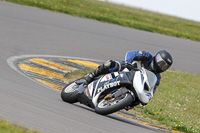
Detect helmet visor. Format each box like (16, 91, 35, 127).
(155, 54, 170, 71)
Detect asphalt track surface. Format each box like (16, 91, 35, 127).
(0, 1, 200, 133)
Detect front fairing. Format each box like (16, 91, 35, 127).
(133, 68, 157, 104)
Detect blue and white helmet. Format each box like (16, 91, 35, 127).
(150, 50, 173, 73)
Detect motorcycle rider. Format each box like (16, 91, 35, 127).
(84, 50, 173, 95)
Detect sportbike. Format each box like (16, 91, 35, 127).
(61, 63, 157, 115)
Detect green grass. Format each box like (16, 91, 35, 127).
(2, 0, 200, 42)
(64, 69, 91, 83)
(0, 119, 38, 133)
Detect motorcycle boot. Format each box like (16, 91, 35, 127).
(84, 60, 117, 85)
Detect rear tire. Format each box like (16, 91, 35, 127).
(95, 93, 133, 115)
(61, 81, 79, 103)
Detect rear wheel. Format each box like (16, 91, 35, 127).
(95, 87, 133, 115)
(61, 81, 79, 103)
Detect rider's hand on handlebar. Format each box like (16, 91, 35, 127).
(125, 62, 135, 70)
(125, 62, 141, 71)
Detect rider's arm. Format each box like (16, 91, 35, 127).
(125, 51, 153, 63)
(153, 73, 161, 94)
(110, 51, 153, 72)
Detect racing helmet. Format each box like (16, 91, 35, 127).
(149, 50, 173, 73)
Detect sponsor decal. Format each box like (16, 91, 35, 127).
(97, 81, 120, 93)
(85, 87, 90, 97)
(88, 82, 93, 96)
(100, 74, 112, 82)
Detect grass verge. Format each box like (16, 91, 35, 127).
(2, 0, 200, 42)
(0, 119, 38, 133)
(64, 69, 90, 83)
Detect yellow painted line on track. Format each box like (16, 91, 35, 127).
(116, 113, 180, 133)
(35, 78, 63, 91)
(28, 58, 73, 72)
(171, 131, 181, 133)
(61, 59, 99, 69)
(19, 64, 66, 81)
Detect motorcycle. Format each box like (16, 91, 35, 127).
(61, 63, 157, 115)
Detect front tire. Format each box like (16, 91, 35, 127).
(61, 81, 79, 103)
(95, 92, 133, 115)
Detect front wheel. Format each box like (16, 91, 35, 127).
(61, 81, 79, 103)
(95, 91, 133, 115)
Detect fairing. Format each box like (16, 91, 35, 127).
(133, 68, 157, 104)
